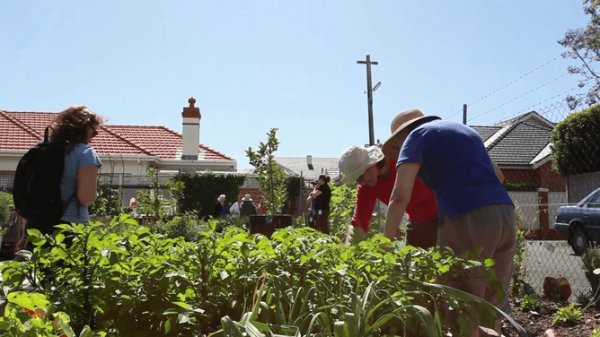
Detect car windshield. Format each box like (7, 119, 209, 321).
(579, 188, 600, 208)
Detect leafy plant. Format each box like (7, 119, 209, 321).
(154, 212, 203, 241)
(328, 183, 357, 238)
(551, 104, 600, 175)
(246, 128, 288, 214)
(582, 248, 600, 271)
(591, 327, 600, 337)
(0, 191, 14, 224)
(0, 291, 101, 337)
(0, 216, 528, 336)
(518, 294, 540, 312)
(511, 229, 529, 297)
(89, 178, 122, 217)
(553, 302, 581, 326)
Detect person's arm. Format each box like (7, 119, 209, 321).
(77, 166, 98, 207)
(384, 163, 420, 240)
(350, 186, 377, 230)
(307, 190, 322, 202)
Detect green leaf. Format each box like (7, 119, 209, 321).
(171, 301, 192, 310)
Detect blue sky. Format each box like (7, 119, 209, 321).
(0, 1, 589, 169)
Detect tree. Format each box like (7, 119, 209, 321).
(245, 128, 287, 214)
(559, 0, 600, 109)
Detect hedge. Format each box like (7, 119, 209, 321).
(551, 104, 600, 175)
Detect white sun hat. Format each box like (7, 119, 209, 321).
(338, 145, 384, 184)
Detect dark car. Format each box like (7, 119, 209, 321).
(554, 187, 600, 255)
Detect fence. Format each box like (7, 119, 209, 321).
(473, 96, 599, 298)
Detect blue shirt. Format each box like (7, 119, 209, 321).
(397, 120, 512, 219)
(60, 143, 102, 224)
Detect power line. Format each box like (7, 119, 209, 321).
(467, 73, 569, 123)
(468, 56, 560, 107)
(449, 55, 562, 118)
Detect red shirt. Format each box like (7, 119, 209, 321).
(350, 158, 438, 232)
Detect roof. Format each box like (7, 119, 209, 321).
(274, 156, 340, 181)
(470, 125, 502, 143)
(0, 110, 231, 161)
(471, 111, 554, 167)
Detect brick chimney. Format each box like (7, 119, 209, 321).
(181, 97, 201, 160)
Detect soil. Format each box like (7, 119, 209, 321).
(501, 298, 600, 337)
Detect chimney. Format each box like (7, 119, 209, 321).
(181, 97, 201, 160)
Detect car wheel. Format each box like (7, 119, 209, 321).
(571, 229, 588, 256)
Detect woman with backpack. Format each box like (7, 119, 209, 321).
(51, 106, 103, 227)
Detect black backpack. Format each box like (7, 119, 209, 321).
(12, 127, 67, 231)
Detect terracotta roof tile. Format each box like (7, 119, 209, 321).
(0, 110, 232, 161)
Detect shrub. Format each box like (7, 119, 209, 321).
(551, 104, 600, 175)
(552, 302, 581, 326)
(0, 191, 13, 224)
(154, 212, 203, 241)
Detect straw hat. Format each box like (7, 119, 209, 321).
(338, 145, 384, 184)
(381, 109, 440, 159)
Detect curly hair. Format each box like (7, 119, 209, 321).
(51, 106, 103, 143)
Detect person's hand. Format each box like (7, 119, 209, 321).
(344, 225, 368, 245)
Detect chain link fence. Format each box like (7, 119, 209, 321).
(488, 97, 600, 298)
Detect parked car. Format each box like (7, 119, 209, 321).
(554, 187, 600, 255)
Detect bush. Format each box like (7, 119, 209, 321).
(154, 212, 203, 241)
(552, 104, 600, 175)
(0, 191, 13, 224)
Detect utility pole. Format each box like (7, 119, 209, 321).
(463, 104, 468, 125)
(357, 55, 378, 146)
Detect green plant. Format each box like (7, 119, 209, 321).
(503, 181, 537, 191)
(511, 229, 529, 297)
(0, 191, 14, 224)
(0, 216, 528, 336)
(0, 291, 101, 337)
(552, 302, 582, 326)
(582, 248, 600, 271)
(518, 294, 540, 312)
(154, 212, 202, 241)
(89, 178, 122, 217)
(551, 104, 600, 175)
(591, 327, 600, 337)
(328, 183, 357, 238)
(246, 128, 288, 214)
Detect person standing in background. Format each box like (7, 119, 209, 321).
(213, 194, 229, 218)
(306, 175, 331, 234)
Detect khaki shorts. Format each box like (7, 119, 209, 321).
(438, 204, 516, 313)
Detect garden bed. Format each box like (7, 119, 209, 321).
(502, 298, 600, 337)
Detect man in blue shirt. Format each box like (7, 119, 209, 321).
(382, 109, 515, 336)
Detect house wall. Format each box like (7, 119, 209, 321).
(501, 161, 565, 192)
(536, 161, 566, 192)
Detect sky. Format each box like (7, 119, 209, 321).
(0, 1, 590, 170)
